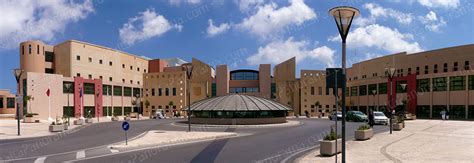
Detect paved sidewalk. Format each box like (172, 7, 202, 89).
(0, 116, 150, 140)
(297, 120, 474, 163)
(110, 130, 237, 151)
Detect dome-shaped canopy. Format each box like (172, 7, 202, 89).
(190, 94, 291, 111)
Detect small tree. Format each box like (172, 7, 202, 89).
(23, 95, 32, 113)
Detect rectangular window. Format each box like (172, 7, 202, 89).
(351, 86, 358, 96)
(432, 77, 447, 91)
(76, 55, 80, 61)
(84, 83, 95, 94)
(113, 107, 123, 116)
(45, 52, 54, 62)
(325, 87, 330, 95)
(113, 86, 122, 96)
(0, 98, 3, 108)
(88, 57, 92, 62)
(45, 68, 54, 74)
(151, 88, 155, 96)
(345, 87, 349, 96)
(124, 87, 132, 96)
(37, 45, 39, 54)
(102, 85, 112, 95)
(450, 76, 465, 91)
(99, 60, 103, 64)
(158, 88, 162, 96)
(443, 63, 448, 72)
(172, 88, 177, 96)
(416, 67, 420, 75)
(28, 45, 31, 54)
(21, 45, 24, 55)
(465, 61, 470, 70)
(453, 62, 458, 71)
(359, 85, 367, 96)
(133, 88, 140, 97)
(63, 81, 74, 93)
(368, 84, 377, 95)
(379, 83, 387, 94)
(434, 64, 438, 73)
(318, 87, 322, 95)
(310, 87, 315, 95)
(408, 68, 411, 75)
(396, 81, 407, 93)
(424, 65, 429, 74)
(109, 61, 113, 66)
(165, 88, 170, 96)
(469, 75, 474, 90)
(7, 98, 15, 108)
(417, 79, 430, 92)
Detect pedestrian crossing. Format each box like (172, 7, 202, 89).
(25, 147, 115, 163)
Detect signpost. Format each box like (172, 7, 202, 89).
(122, 121, 130, 145)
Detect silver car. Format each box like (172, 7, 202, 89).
(373, 111, 389, 125)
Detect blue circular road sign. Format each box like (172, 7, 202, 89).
(122, 121, 130, 131)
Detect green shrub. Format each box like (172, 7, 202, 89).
(323, 128, 341, 141)
(357, 124, 370, 131)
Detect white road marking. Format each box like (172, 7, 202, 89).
(76, 150, 85, 159)
(33, 157, 47, 163)
(110, 149, 119, 153)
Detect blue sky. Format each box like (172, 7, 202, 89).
(0, 0, 473, 92)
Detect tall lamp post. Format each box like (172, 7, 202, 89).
(184, 64, 193, 132)
(13, 69, 24, 136)
(385, 68, 396, 134)
(400, 83, 407, 126)
(65, 83, 72, 126)
(329, 6, 359, 163)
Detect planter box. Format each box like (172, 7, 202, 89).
(85, 118, 93, 123)
(124, 116, 131, 121)
(130, 112, 138, 118)
(320, 138, 342, 156)
(64, 124, 69, 130)
(112, 117, 119, 121)
(74, 119, 84, 125)
(23, 117, 39, 123)
(393, 123, 404, 131)
(49, 125, 64, 132)
(355, 129, 373, 140)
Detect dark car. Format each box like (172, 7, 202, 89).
(346, 111, 368, 122)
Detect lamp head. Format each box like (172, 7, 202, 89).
(400, 83, 407, 90)
(385, 68, 396, 78)
(329, 6, 360, 41)
(13, 69, 24, 82)
(183, 64, 193, 79)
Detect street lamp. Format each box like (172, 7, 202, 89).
(13, 68, 24, 136)
(385, 68, 396, 134)
(65, 83, 72, 126)
(400, 83, 407, 126)
(329, 6, 359, 163)
(184, 64, 193, 132)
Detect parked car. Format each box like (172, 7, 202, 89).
(329, 111, 342, 121)
(373, 111, 389, 125)
(346, 111, 368, 122)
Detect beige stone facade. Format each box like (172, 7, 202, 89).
(0, 90, 16, 115)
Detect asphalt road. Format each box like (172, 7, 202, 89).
(0, 118, 389, 163)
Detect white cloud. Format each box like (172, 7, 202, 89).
(168, 0, 202, 6)
(417, 0, 459, 9)
(419, 11, 446, 32)
(0, 0, 94, 49)
(247, 37, 335, 67)
(329, 24, 423, 54)
(119, 9, 182, 46)
(237, 0, 316, 39)
(236, 0, 265, 12)
(206, 19, 231, 37)
(354, 3, 413, 27)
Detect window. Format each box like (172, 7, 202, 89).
(345, 87, 349, 96)
(165, 88, 169, 96)
(76, 55, 80, 61)
(122, 64, 125, 68)
(137, 68, 140, 72)
(21, 45, 24, 55)
(310, 87, 315, 95)
(76, 73, 81, 77)
(7, 98, 15, 108)
(325, 87, 329, 95)
(0, 98, 3, 108)
(465, 61, 470, 70)
(88, 74, 92, 79)
(351, 86, 357, 96)
(230, 71, 259, 80)
(88, 57, 92, 62)
(469, 75, 474, 90)
(424, 65, 428, 74)
(109, 77, 113, 82)
(113, 86, 122, 96)
(63, 81, 74, 93)
(450, 76, 465, 91)
(443, 63, 448, 72)
(453, 62, 458, 71)
(45, 52, 54, 62)
(122, 79, 125, 83)
(130, 66, 133, 70)
(368, 84, 377, 95)
(434, 64, 438, 73)
(28, 45, 31, 54)
(109, 61, 113, 66)
(359, 85, 367, 96)
(37, 45, 39, 54)
(396, 81, 407, 93)
(417, 79, 430, 92)
(124, 87, 132, 96)
(318, 87, 322, 95)
(151, 88, 155, 96)
(84, 83, 95, 94)
(99, 60, 103, 64)
(45, 68, 54, 74)
(416, 67, 420, 75)
(408, 68, 411, 74)
(379, 83, 387, 94)
(158, 88, 162, 96)
(144, 69, 147, 73)
(432, 77, 447, 91)
(102, 85, 112, 95)
(99, 76, 102, 80)
(133, 88, 140, 97)
(130, 80, 133, 84)
(173, 88, 177, 96)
